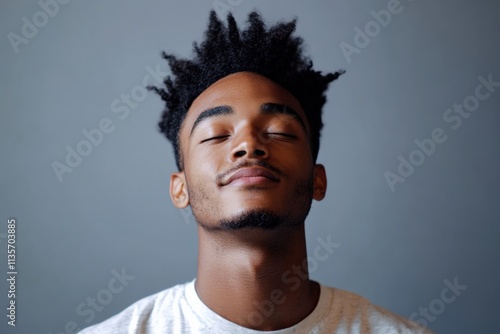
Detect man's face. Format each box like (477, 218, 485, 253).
(171, 72, 326, 231)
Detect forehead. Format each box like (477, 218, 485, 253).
(181, 72, 306, 132)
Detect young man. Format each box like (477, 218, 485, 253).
(79, 11, 431, 333)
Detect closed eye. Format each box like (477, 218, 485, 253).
(200, 134, 230, 143)
(266, 133, 298, 139)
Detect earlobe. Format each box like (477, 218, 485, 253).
(312, 164, 327, 201)
(170, 172, 189, 208)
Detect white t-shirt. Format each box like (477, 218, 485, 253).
(78, 280, 432, 334)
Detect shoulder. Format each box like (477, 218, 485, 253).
(320, 285, 434, 334)
(77, 280, 191, 334)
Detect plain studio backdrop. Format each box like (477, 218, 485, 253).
(1, 0, 499, 333)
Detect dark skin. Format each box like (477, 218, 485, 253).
(169, 72, 328, 330)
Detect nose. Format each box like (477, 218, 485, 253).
(230, 129, 269, 161)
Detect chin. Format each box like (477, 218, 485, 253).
(224, 193, 284, 209)
(220, 209, 284, 230)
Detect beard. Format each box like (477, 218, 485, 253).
(191, 173, 314, 233)
(200, 209, 294, 232)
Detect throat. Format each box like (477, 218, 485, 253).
(195, 225, 320, 330)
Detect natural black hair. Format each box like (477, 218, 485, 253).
(148, 11, 344, 170)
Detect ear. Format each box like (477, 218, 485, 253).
(312, 164, 327, 201)
(170, 171, 189, 208)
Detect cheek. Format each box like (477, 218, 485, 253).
(190, 141, 229, 168)
(184, 148, 221, 187)
(276, 143, 312, 168)
(286, 157, 315, 186)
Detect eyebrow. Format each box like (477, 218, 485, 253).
(261, 103, 307, 133)
(189, 103, 308, 137)
(189, 106, 233, 137)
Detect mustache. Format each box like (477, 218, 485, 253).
(216, 160, 287, 185)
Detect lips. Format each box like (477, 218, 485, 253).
(223, 167, 279, 186)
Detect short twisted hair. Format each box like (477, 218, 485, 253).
(149, 11, 344, 170)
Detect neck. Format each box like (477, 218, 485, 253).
(195, 224, 320, 331)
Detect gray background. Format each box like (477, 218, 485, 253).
(1, 0, 499, 333)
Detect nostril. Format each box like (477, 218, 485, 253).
(254, 149, 266, 156)
(234, 150, 246, 157)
